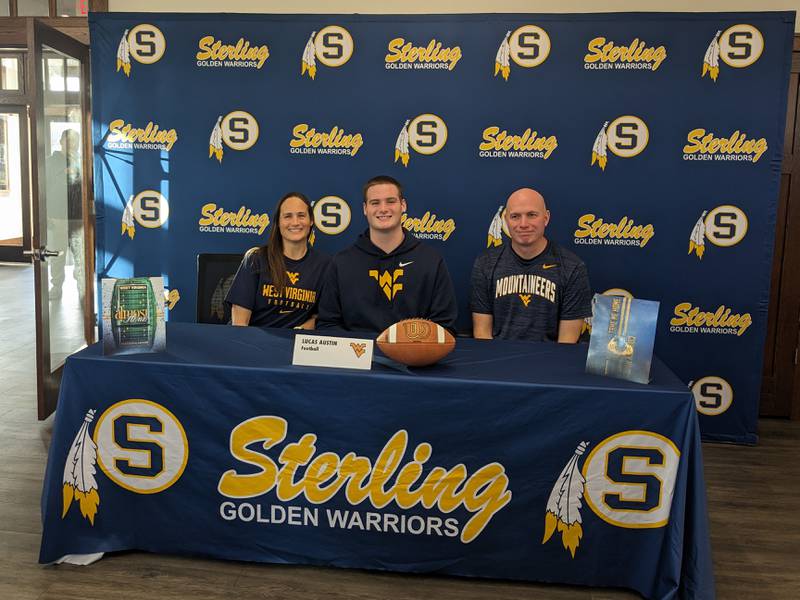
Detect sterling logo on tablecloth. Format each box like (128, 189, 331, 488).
(217, 416, 513, 543)
(542, 431, 680, 558)
(61, 400, 189, 526)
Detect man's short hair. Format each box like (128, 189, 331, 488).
(363, 175, 403, 203)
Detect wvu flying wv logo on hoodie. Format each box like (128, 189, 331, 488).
(316, 231, 458, 333)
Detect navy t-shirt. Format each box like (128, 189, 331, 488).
(225, 247, 331, 328)
(470, 240, 592, 341)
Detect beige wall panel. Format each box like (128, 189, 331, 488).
(108, 1, 800, 31)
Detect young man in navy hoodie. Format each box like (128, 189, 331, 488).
(316, 175, 458, 333)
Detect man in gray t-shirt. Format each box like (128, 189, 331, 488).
(470, 188, 591, 342)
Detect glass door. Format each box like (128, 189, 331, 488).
(30, 19, 92, 419)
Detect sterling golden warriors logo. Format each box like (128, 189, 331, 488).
(385, 38, 462, 71)
(121, 190, 169, 239)
(196, 35, 270, 69)
(702, 25, 764, 82)
(61, 400, 189, 526)
(301, 26, 354, 79)
(313, 196, 351, 236)
(289, 124, 364, 157)
(478, 126, 558, 160)
(584, 37, 667, 71)
(116, 24, 166, 77)
(198, 203, 270, 235)
(574, 214, 654, 248)
(218, 417, 512, 543)
(688, 205, 748, 259)
(542, 431, 680, 558)
(394, 114, 448, 166)
(402, 212, 456, 241)
(370, 268, 404, 300)
(208, 111, 259, 163)
(691, 376, 734, 416)
(591, 116, 649, 170)
(105, 119, 177, 152)
(494, 25, 551, 80)
(670, 303, 752, 336)
(683, 129, 768, 163)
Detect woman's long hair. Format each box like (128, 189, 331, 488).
(259, 192, 313, 294)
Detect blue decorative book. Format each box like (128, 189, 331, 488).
(586, 293, 659, 384)
(102, 277, 166, 355)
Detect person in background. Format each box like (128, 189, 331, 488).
(225, 192, 330, 329)
(470, 187, 591, 342)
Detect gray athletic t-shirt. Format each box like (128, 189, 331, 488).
(470, 241, 592, 341)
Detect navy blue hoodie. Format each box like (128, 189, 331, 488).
(317, 230, 458, 333)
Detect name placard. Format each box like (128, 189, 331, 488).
(292, 334, 374, 370)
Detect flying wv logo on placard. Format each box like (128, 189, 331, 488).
(62, 409, 100, 525)
(702, 25, 763, 82)
(542, 441, 589, 558)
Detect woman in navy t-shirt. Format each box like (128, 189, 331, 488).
(225, 192, 331, 329)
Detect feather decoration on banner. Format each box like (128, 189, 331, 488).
(302, 31, 317, 80)
(702, 31, 721, 82)
(209, 116, 224, 162)
(62, 409, 100, 525)
(487, 206, 504, 248)
(121, 195, 135, 239)
(542, 441, 589, 558)
(116, 29, 131, 77)
(494, 31, 511, 80)
(394, 119, 410, 166)
(689, 210, 708, 259)
(165, 289, 180, 310)
(591, 122, 609, 171)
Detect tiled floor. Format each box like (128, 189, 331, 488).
(1, 263, 798, 599)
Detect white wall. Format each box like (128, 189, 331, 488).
(109, 1, 800, 31)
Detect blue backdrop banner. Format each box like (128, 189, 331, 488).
(89, 12, 794, 444)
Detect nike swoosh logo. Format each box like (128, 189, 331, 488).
(399, 261, 414, 268)
(542, 264, 558, 269)
(279, 309, 294, 314)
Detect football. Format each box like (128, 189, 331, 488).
(376, 318, 456, 367)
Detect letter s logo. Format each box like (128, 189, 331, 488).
(127, 24, 166, 64)
(314, 26, 354, 67)
(221, 111, 259, 151)
(408, 114, 448, 155)
(606, 115, 649, 158)
(720, 24, 763, 68)
(94, 399, 188, 494)
(509, 25, 551, 68)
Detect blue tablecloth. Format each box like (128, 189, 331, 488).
(41, 323, 714, 600)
